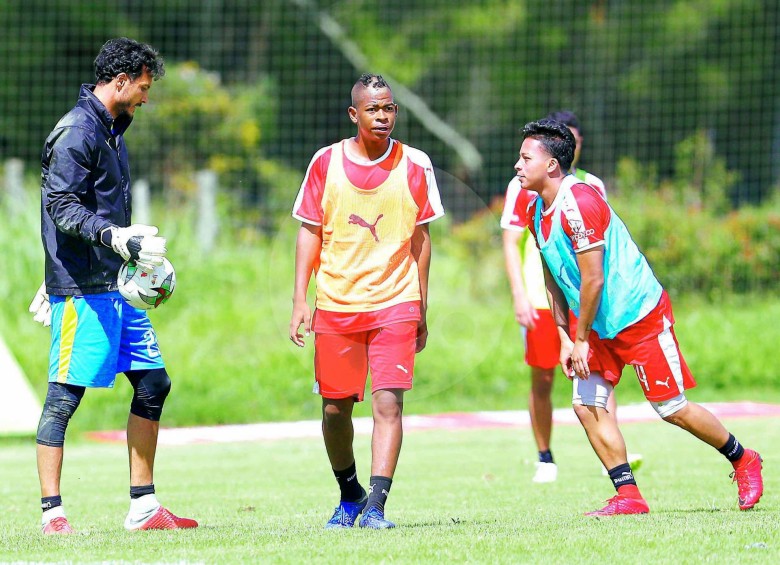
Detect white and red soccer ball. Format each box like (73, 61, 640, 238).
(117, 258, 176, 310)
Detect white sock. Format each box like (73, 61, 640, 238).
(124, 493, 162, 530)
(128, 493, 161, 519)
(42, 505, 66, 526)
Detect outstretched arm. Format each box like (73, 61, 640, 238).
(411, 223, 431, 352)
(502, 229, 538, 330)
(289, 223, 322, 347)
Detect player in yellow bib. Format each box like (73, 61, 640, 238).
(290, 74, 444, 529)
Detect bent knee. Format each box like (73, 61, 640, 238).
(373, 402, 403, 422)
(37, 383, 85, 447)
(571, 373, 612, 410)
(654, 394, 689, 421)
(571, 403, 592, 418)
(322, 399, 354, 424)
(129, 368, 171, 421)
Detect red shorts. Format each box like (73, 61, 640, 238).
(314, 321, 417, 401)
(586, 291, 697, 402)
(524, 310, 581, 370)
(524, 309, 560, 369)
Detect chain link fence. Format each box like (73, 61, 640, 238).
(1, 1, 778, 285)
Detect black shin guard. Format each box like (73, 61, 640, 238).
(36, 383, 85, 447)
(126, 368, 171, 421)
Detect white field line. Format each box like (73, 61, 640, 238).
(86, 401, 780, 446)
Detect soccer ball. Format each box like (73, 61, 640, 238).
(117, 258, 176, 310)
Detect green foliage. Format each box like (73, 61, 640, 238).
(672, 130, 739, 214)
(611, 134, 776, 296)
(1, 420, 778, 562)
(2, 181, 780, 431)
(0, 0, 133, 163)
(128, 62, 278, 198)
(2, 0, 778, 216)
(614, 191, 780, 296)
(438, 197, 505, 299)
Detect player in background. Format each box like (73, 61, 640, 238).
(289, 73, 444, 529)
(546, 111, 605, 196)
(501, 110, 639, 483)
(28, 38, 197, 534)
(515, 118, 763, 515)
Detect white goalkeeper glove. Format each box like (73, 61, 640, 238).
(29, 281, 51, 327)
(107, 224, 167, 272)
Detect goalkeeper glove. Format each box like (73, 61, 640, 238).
(29, 281, 51, 327)
(104, 224, 167, 272)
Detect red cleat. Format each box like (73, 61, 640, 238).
(42, 516, 74, 535)
(731, 449, 763, 510)
(129, 507, 198, 530)
(585, 494, 650, 517)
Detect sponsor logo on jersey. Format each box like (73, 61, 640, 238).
(567, 218, 595, 248)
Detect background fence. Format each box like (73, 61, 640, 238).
(1, 0, 778, 262)
(0, 1, 778, 431)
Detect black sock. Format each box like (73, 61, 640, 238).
(366, 476, 392, 513)
(539, 450, 554, 464)
(41, 495, 62, 512)
(333, 462, 364, 502)
(130, 484, 155, 499)
(718, 434, 745, 463)
(608, 463, 637, 491)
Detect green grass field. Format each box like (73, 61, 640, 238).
(1, 186, 779, 431)
(1, 416, 777, 563)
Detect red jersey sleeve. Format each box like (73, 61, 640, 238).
(291, 146, 332, 225)
(500, 177, 535, 231)
(526, 196, 541, 241)
(405, 145, 445, 224)
(561, 183, 610, 252)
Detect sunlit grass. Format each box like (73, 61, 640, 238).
(1, 417, 777, 563)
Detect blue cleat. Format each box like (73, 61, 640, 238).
(324, 490, 368, 529)
(358, 506, 396, 529)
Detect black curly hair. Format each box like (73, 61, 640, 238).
(357, 73, 389, 89)
(351, 73, 392, 106)
(94, 37, 165, 84)
(546, 110, 581, 135)
(522, 119, 576, 172)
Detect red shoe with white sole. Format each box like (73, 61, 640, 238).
(127, 507, 198, 531)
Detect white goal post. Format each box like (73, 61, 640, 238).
(0, 334, 41, 434)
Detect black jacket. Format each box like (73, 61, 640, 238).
(41, 84, 133, 295)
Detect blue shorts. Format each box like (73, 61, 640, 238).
(49, 292, 165, 388)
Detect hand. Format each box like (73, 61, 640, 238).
(29, 282, 51, 327)
(109, 224, 167, 272)
(415, 320, 428, 353)
(289, 299, 312, 347)
(559, 336, 575, 379)
(570, 339, 591, 379)
(513, 295, 538, 330)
